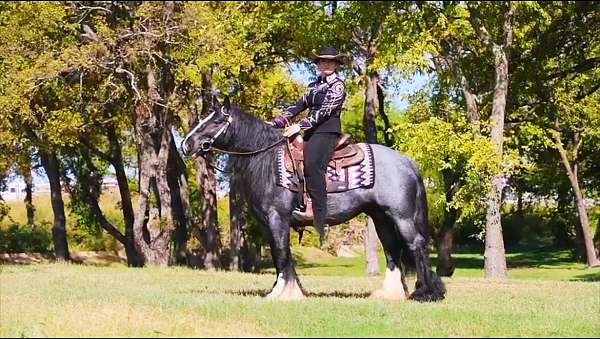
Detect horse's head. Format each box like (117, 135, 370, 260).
(181, 96, 233, 157)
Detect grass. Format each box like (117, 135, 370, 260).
(2, 194, 599, 336)
(1, 247, 599, 337)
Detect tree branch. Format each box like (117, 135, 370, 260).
(115, 67, 141, 101)
(503, 2, 515, 51)
(546, 57, 600, 80)
(80, 139, 114, 163)
(467, 4, 496, 52)
(80, 6, 112, 13)
(576, 81, 600, 100)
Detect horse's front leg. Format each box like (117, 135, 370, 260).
(265, 213, 305, 300)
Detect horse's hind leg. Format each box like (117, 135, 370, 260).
(389, 215, 446, 302)
(264, 214, 305, 300)
(368, 211, 409, 301)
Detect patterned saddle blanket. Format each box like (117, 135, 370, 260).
(276, 134, 375, 193)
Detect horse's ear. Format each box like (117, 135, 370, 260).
(223, 95, 231, 111)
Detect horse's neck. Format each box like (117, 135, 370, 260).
(229, 111, 281, 151)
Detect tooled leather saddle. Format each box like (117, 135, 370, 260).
(276, 133, 375, 216)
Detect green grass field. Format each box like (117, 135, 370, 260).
(1, 246, 599, 337)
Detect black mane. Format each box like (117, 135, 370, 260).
(223, 106, 284, 202)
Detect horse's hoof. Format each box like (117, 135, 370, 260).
(266, 281, 306, 301)
(370, 288, 407, 301)
(408, 289, 445, 302)
(265, 290, 306, 301)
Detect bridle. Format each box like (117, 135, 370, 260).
(183, 106, 285, 172)
(196, 106, 234, 154)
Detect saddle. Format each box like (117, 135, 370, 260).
(283, 133, 366, 192)
(277, 133, 375, 226)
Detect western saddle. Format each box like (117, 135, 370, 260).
(283, 133, 366, 224)
(284, 133, 365, 188)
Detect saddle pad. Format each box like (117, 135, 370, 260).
(276, 143, 375, 193)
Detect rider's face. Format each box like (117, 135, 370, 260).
(318, 59, 338, 76)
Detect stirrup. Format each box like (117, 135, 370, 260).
(292, 203, 313, 221)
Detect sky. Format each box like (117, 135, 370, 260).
(3, 65, 430, 189)
(288, 62, 430, 112)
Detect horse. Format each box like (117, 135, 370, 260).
(181, 96, 446, 302)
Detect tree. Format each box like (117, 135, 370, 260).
(0, 2, 87, 261)
(507, 1, 600, 266)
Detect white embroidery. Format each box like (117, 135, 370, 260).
(308, 80, 345, 125)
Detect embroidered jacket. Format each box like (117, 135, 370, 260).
(282, 73, 346, 134)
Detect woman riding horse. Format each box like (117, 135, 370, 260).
(180, 51, 446, 302)
(269, 46, 347, 241)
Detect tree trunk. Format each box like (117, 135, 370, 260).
(468, 3, 514, 279)
(228, 177, 260, 272)
(552, 132, 600, 267)
(364, 72, 379, 144)
(376, 84, 394, 147)
(363, 68, 380, 276)
(39, 150, 69, 261)
(484, 53, 510, 279)
(168, 137, 189, 265)
(594, 221, 600, 260)
(187, 70, 222, 270)
(132, 131, 174, 267)
(364, 217, 380, 276)
(107, 126, 142, 266)
(229, 180, 243, 271)
(437, 168, 459, 277)
(131, 64, 176, 267)
(460, 73, 480, 131)
(22, 160, 35, 227)
(484, 174, 508, 278)
(484, 50, 510, 277)
(230, 177, 261, 272)
(193, 155, 222, 269)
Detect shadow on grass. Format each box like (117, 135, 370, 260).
(505, 248, 575, 268)
(431, 255, 484, 270)
(0, 251, 125, 267)
(222, 288, 371, 299)
(570, 271, 600, 282)
(291, 251, 357, 270)
(432, 246, 582, 270)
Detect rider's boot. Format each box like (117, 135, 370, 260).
(292, 197, 313, 221)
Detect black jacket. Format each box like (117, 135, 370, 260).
(283, 73, 346, 134)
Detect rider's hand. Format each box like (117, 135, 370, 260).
(298, 118, 312, 130)
(283, 123, 302, 137)
(270, 115, 288, 128)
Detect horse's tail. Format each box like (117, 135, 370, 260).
(408, 172, 446, 302)
(394, 170, 430, 272)
(414, 173, 430, 241)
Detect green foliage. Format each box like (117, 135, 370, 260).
(0, 200, 9, 223)
(0, 0, 597, 262)
(0, 223, 52, 253)
(390, 108, 496, 225)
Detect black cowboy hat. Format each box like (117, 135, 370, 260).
(311, 46, 348, 64)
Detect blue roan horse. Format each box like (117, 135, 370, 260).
(182, 97, 445, 302)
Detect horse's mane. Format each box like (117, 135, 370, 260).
(225, 106, 283, 201)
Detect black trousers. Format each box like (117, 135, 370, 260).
(303, 132, 340, 231)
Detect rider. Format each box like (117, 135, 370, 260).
(270, 46, 347, 241)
